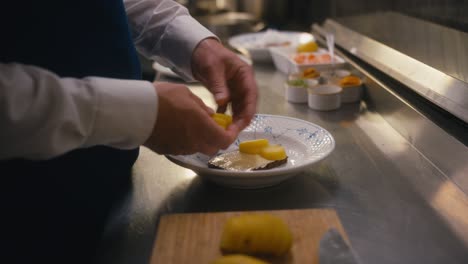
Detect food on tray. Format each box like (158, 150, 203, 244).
(293, 53, 306, 64)
(293, 53, 333, 65)
(296, 41, 318, 53)
(211, 254, 270, 264)
(286, 79, 307, 87)
(302, 67, 320, 79)
(220, 213, 293, 256)
(339, 75, 361, 87)
(208, 139, 288, 171)
(213, 113, 233, 129)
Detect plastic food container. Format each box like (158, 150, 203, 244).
(285, 79, 308, 103)
(270, 46, 346, 74)
(308, 85, 342, 111)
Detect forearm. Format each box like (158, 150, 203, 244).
(124, 0, 217, 80)
(0, 63, 157, 160)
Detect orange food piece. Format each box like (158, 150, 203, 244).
(302, 67, 320, 78)
(339, 75, 361, 87)
(307, 54, 316, 62)
(318, 54, 331, 63)
(293, 54, 306, 64)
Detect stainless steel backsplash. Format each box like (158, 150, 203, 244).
(260, 0, 467, 32)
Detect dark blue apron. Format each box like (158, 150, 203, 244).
(1, 1, 142, 262)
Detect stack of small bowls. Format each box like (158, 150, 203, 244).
(285, 68, 320, 103)
(307, 84, 342, 111)
(285, 67, 363, 111)
(337, 75, 363, 103)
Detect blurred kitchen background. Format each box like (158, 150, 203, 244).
(141, 0, 468, 80)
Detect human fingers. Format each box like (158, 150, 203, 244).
(229, 63, 258, 132)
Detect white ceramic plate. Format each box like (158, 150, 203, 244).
(166, 114, 335, 188)
(228, 30, 314, 62)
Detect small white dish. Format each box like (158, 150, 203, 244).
(339, 76, 363, 103)
(322, 69, 351, 84)
(308, 85, 342, 111)
(304, 78, 319, 88)
(335, 69, 351, 78)
(285, 80, 308, 103)
(341, 84, 363, 103)
(166, 114, 335, 189)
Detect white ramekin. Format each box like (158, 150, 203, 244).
(322, 69, 351, 84)
(285, 82, 308, 103)
(341, 78, 363, 103)
(308, 85, 342, 111)
(305, 78, 319, 88)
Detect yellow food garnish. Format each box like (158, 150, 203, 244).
(220, 214, 293, 256)
(302, 67, 320, 79)
(296, 41, 318, 53)
(238, 139, 269, 155)
(212, 113, 233, 129)
(339, 75, 361, 87)
(211, 254, 270, 264)
(260, 145, 287, 161)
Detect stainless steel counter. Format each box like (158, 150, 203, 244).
(97, 63, 468, 264)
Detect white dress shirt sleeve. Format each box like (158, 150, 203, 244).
(124, 0, 217, 80)
(0, 63, 157, 160)
(1, 0, 215, 160)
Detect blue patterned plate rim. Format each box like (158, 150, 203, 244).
(166, 114, 335, 178)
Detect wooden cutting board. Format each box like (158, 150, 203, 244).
(150, 209, 349, 264)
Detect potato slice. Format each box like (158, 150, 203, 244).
(211, 254, 270, 264)
(213, 113, 232, 125)
(260, 145, 287, 161)
(238, 139, 269, 155)
(212, 113, 232, 129)
(213, 116, 229, 129)
(220, 213, 293, 256)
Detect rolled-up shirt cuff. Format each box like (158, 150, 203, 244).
(84, 77, 157, 149)
(159, 15, 218, 81)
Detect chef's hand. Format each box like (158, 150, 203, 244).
(144, 82, 235, 155)
(191, 38, 258, 137)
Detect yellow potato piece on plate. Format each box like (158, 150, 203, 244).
(239, 139, 269, 155)
(260, 145, 287, 161)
